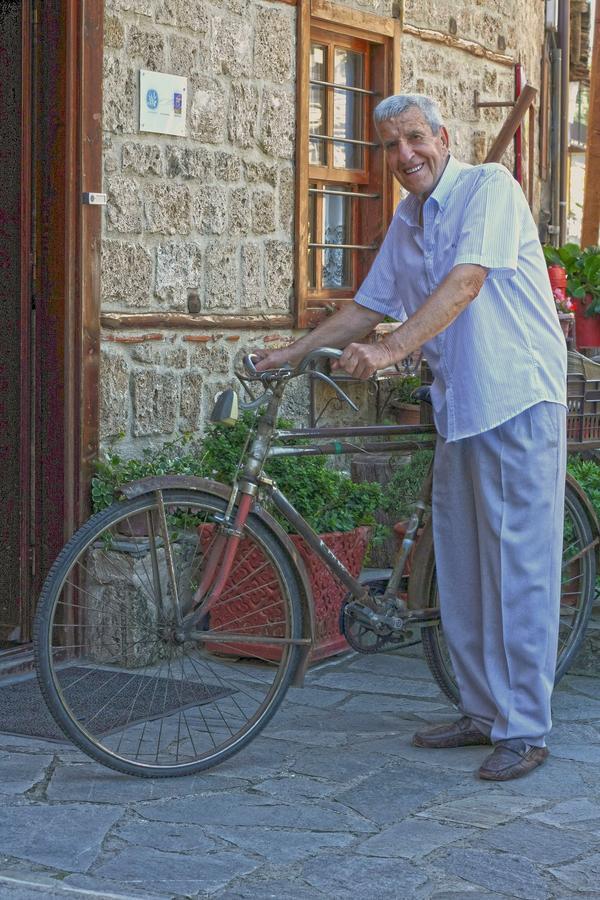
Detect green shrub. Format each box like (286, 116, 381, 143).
(567, 455, 600, 520)
(91, 416, 382, 535)
(381, 448, 434, 521)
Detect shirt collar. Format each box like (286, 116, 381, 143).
(396, 154, 468, 226)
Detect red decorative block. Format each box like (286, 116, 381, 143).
(201, 524, 371, 663)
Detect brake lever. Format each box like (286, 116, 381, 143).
(311, 370, 359, 412)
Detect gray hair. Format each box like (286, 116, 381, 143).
(373, 94, 444, 134)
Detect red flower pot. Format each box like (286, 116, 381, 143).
(572, 294, 600, 349)
(198, 524, 371, 663)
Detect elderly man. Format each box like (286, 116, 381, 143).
(256, 93, 567, 781)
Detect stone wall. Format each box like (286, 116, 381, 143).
(100, 0, 546, 454)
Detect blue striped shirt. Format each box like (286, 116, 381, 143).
(355, 155, 567, 441)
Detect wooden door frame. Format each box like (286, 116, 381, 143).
(25, 0, 102, 637)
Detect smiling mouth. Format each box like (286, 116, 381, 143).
(404, 163, 424, 175)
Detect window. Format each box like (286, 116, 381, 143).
(296, 0, 400, 327)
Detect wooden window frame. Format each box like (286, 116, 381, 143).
(295, 0, 400, 328)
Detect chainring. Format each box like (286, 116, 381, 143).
(340, 579, 420, 654)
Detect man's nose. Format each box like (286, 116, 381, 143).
(393, 141, 413, 164)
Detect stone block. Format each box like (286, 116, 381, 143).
(190, 85, 227, 143)
(229, 187, 251, 234)
(251, 189, 276, 234)
(106, 175, 143, 233)
(103, 55, 135, 134)
(100, 350, 129, 438)
(101, 241, 153, 307)
(155, 0, 209, 33)
(126, 26, 166, 70)
(180, 370, 204, 431)
(168, 36, 201, 78)
(245, 160, 278, 186)
(104, 16, 125, 49)
(264, 241, 293, 309)
(114, 0, 154, 13)
(228, 82, 259, 149)
(204, 241, 239, 310)
(278, 165, 294, 234)
(122, 142, 163, 177)
(166, 145, 214, 180)
(155, 241, 203, 309)
(210, 17, 252, 78)
(144, 183, 191, 235)
(192, 186, 227, 234)
(260, 89, 295, 159)
(254, 7, 295, 82)
(215, 151, 242, 183)
(241, 243, 263, 309)
(472, 130, 487, 164)
(132, 370, 179, 436)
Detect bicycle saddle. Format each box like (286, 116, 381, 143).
(413, 386, 432, 405)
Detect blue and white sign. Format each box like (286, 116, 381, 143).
(139, 70, 187, 137)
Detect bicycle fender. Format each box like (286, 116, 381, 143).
(118, 475, 316, 687)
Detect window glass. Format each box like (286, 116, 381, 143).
(309, 44, 327, 166)
(308, 187, 317, 288)
(322, 190, 352, 289)
(333, 48, 364, 170)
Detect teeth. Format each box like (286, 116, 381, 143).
(405, 164, 424, 174)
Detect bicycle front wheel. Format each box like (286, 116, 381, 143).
(34, 489, 303, 777)
(409, 480, 597, 704)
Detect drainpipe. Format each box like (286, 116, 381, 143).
(558, 0, 571, 244)
(550, 46, 562, 246)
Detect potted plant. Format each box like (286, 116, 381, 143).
(92, 418, 382, 662)
(544, 244, 600, 348)
(385, 373, 422, 425)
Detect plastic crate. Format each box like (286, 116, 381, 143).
(567, 351, 600, 447)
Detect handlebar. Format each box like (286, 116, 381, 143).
(239, 347, 358, 412)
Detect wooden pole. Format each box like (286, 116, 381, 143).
(484, 85, 538, 164)
(581, 0, 600, 247)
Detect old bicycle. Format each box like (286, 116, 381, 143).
(33, 349, 599, 776)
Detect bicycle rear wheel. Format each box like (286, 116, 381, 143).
(34, 489, 302, 777)
(409, 480, 597, 704)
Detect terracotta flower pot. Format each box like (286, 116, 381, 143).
(573, 294, 600, 349)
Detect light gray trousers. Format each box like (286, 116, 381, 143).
(432, 401, 567, 746)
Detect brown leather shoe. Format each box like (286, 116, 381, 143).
(412, 716, 492, 749)
(478, 740, 549, 781)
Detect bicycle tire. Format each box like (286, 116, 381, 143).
(34, 488, 303, 777)
(408, 480, 597, 704)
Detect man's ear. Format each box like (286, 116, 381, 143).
(439, 126, 450, 150)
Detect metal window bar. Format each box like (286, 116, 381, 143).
(308, 242, 378, 250)
(309, 187, 379, 199)
(309, 133, 378, 148)
(310, 79, 379, 97)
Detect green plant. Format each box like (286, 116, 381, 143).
(543, 244, 600, 316)
(92, 416, 382, 535)
(567, 456, 600, 520)
(388, 374, 421, 406)
(381, 448, 434, 521)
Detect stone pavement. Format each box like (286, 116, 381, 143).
(0, 646, 599, 900)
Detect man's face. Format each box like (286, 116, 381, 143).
(377, 107, 450, 200)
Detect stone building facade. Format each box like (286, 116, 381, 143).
(100, 0, 547, 454)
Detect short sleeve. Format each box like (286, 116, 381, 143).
(354, 215, 407, 322)
(453, 165, 522, 279)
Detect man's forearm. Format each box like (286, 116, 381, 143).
(380, 264, 487, 364)
(284, 302, 384, 364)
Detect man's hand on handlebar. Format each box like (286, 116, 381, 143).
(254, 347, 298, 373)
(331, 342, 394, 380)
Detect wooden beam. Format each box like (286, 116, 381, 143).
(581, 0, 600, 248)
(402, 23, 514, 67)
(100, 313, 295, 330)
